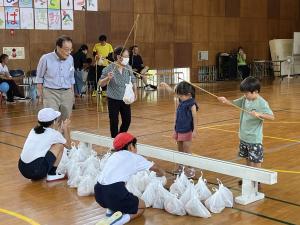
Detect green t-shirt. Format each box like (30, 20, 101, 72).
(233, 96, 273, 144)
(237, 54, 247, 66)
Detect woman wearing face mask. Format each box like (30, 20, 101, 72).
(99, 47, 137, 138)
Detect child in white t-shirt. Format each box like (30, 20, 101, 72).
(18, 108, 71, 182)
(94, 132, 165, 225)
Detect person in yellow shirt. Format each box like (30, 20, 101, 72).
(92, 34, 113, 97)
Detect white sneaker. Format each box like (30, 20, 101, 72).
(46, 173, 66, 182)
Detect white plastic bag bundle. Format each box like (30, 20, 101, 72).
(141, 181, 158, 207)
(146, 171, 167, 187)
(123, 80, 135, 104)
(99, 152, 112, 171)
(178, 170, 190, 187)
(217, 179, 233, 208)
(179, 182, 197, 205)
(126, 171, 150, 193)
(152, 183, 171, 209)
(77, 175, 97, 196)
(57, 147, 71, 174)
(164, 193, 186, 216)
(185, 197, 211, 218)
(77, 142, 92, 162)
(67, 164, 82, 188)
(126, 175, 142, 198)
(81, 155, 101, 177)
(195, 172, 212, 201)
(204, 188, 226, 213)
(170, 173, 189, 197)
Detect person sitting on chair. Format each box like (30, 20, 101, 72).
(129, 45, 157, 91)
(0, 54, 26, 103)
(237, 46, 250, 80)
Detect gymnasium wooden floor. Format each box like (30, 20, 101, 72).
(0, 77, 299, 225)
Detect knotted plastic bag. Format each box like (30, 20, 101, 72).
(126, 175, 143, 198)
(99, 152, 112, 171)
(204, 187, 226, 213)
(217, 179, 233, 208)
(185, 196, 211, 218)
(164, 193, 186, 216)
(170, 172, 189, 197)
(141, 181, 158, 207)
(81, 155, 101, 177)
(179, 181, 197, 205)
(152, 183, 171, 209)
(195, 172, 212, 201)
(67, 163, 83, 188)
(77, 175, 97, 196)
(57, 147, 72, 174)
(123, 79, 135, 104)
(77, 142, 92, 162)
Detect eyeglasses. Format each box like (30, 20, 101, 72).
(61, 47, 73, 53)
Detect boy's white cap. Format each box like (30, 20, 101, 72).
(38, 108, 61, 122)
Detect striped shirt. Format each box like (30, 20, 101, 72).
(101, 63, 136, 100)
(36, 51, 75, 89)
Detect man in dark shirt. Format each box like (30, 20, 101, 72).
(129, 45, 156, 91)
(72, 44, 88, 96)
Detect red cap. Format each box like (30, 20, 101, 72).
(113, 132, 135, 151)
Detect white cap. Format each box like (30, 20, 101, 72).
(38, 108, 61, 122)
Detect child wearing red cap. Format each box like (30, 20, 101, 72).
(94, 132, 165, 225)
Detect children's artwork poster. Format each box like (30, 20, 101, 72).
(74, 0, 85, 10)
(19, 0, 32, 7)
(61, 9, 73, 30)
(5, 7, 20, 29)
(48, 9, 60, 30)
(4, 0, 18, 7)
(86, 0, 96, 11)
(20, 7, 33, 29)
(35, 8, 47, 29)
(3, 47, 25, 59)
(34, 0, 47, 8)
(48, 0, 60, 9)
(0, 7, 4, 29)
(61, 0, 72, 10)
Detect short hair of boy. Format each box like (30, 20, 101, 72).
(240, 76, 261, 93)
(99, 35, 107, 42)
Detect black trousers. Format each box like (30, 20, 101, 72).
(238, 65, 250, 79)
(0, 78, 24, 101)
(108, 97, 131, 138)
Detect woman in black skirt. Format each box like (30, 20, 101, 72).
(94, 132, 165, 225)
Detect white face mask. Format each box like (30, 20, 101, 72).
(121, 57, 129, 65)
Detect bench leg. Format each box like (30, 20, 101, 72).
(235, 179, 264, 205)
